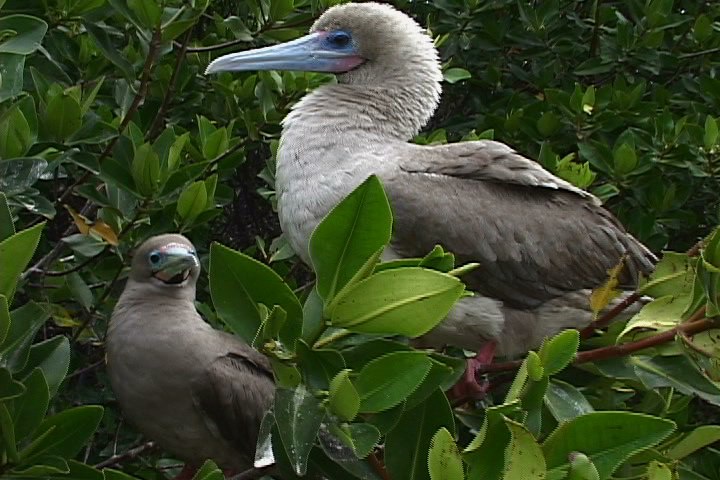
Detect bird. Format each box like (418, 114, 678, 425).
(106, 234, 275, 479)
(205, 3, 656, 360)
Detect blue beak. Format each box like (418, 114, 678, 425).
(205, 32, 364, 74)
(158, 246, 198, 277)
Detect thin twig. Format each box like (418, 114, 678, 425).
(186, 18, 312, 53)
(148, 29, 193, 139)
(94, 441, 157, 469)
(66, 358, 105, 380)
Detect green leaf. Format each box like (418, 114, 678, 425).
(45, 92, 82, 142)
(177, 180, 208, 226)
(191, 459, 224, 480)
(354, 351, 432, 413)
(705, 116, 718, 150)
(209, 243, 302, 346)
(0, 15, 48, 55)
(0, 222, 44, 303)
(0, 192, 14, 242)
(329, 422, 381, 458)
(693, 14, 713, 43)
(544, 380, 594, 423)
(0, 295, 9, 346)
(0, 53, 25, 103)
(0, 367, 25, 399)
(613, 143, 637, 174)
(638, 252, 696, 298)
(127, 0, 161, 27)
(565, 452, 599, 480)
(13, 368, 49, 442)
(646, 461, 672, 480)
(20, 405, 104, 462)
(538, 329, 579, 376)
(0, 301, 49, 372)
(329, 370, 360, 421)
(269, 0, 295, 21)
(310, 175, 392, 302)
(0, 402, 19, 462)
(131, 143, 161, 197)
(543, 412, 676, 479)
(19, 335, 70, 398)
(443, 68, 472, 84)
(667, 425, 720, 460)
(631, 355, 720, 406)
(201, 128, 229, 160)
(504, 417, 546, 480)
(84, 22, 135, 79)
(428, 427, 464, 480)
(0, 103, 32, 158)
(386, 389, 455, 480)
(274, 385, 324, 476)
(329, 267, 464, 337)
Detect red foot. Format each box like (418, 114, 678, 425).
(448, 341, 497, 402)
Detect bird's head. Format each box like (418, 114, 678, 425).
(205, 2, 441, 88)
(129, 234, 200, 290)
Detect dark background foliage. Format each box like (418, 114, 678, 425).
(1, 0, 719, 478)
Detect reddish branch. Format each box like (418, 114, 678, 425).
(477, 313, 716, 375)
(368, 452, 391, 480)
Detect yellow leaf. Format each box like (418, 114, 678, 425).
(64, 204, 91, 235)
(589, 257, 626, 318)
(90, 221, 119, 246)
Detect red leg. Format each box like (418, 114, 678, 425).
(448, 341, 497, 402)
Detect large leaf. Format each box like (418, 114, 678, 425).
(0, 192, 15, 242)
(13, 368, 49, 442)
(0, 15, 48, 55)
(544, 380, 595, 423)
(20, 405, 104, 462)
(0, 301, 49, 372)
(209, 243, 302, 345)
(503, 417, 546, 480)
(543, 412, 676, 479)
(17, 335, 70, 397)
(385, 388, 455, 480)
(274, 385, 324, 476)
(0, 222, 44, 303)
(310, 175, 392, 302)
(354, 351, 432, 413)
(428, 427, 464, 480)
(329, 267, 464, 337)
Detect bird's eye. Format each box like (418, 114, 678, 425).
(327, 30, 351, 47)
(149, 252, 161, 265)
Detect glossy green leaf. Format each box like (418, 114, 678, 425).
(0, 15, 48, 54)
(0, 103, 32, 158)
(0, 301, 49, 372)
(18, 335, 70, 397)
(329, 422, 380, 459)
(565, 452, 599, 480)
(0, 222, 43, 303)
(191, 459, 224, 480)
(538, 329, 579, 376)
(310, 175, 392, 302)
(666, 425, 720, 460)
(329, 267, 464, 337)
(329, 369, 360, 421)
(544, 380, 595, 423)
(274, 385, 325, 476)
(20, 405, 104, 462)
(504, 417, 546, 480)
(209, 243, 302, 345)
(13, 368, 49, 442)
(354, 351, 432, 413)
(45, 92, 82, 142)
(177, 180, 208, 225)
(386, 389, 455, 480)
(428, 427, 464, 480)
(0, 295, 9, 346)
(127, 0, 161, 27)
(0, 192, 14, 242)
(131, 143, 162, 197)
(443, 68, 471, 84)
(543, 412, 676, 479)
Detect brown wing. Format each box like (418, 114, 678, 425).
(382, 141, 656, 309)
(190, 336, 275, 461)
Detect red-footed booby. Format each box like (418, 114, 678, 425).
(205, 3, 656, 358)
(106, 234, 274, 478)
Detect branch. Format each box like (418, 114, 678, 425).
(368, 452, 391, 480)
(148, 29, 193, 139)
(94, 441, 156, 469)
(477, 314, 716, 374)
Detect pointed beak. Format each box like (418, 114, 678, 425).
(205, 32, 364, 74)
(154, 246, 198, 283)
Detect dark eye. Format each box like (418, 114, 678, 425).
(149, 252, 161, 265)
(328, 30, 351, 47)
